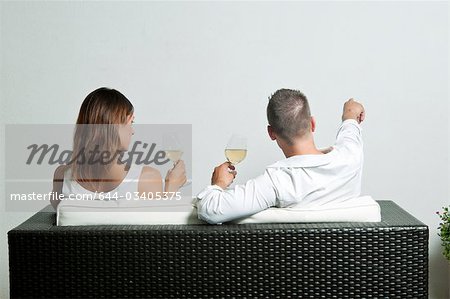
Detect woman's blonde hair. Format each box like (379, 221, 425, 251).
(71, 87, 134, 191)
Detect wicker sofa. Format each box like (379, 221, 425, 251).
(8, 200, 428, 298)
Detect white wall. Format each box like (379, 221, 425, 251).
(1, 1, 448, 298)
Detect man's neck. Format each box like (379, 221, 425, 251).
(280, 138, 323, 158)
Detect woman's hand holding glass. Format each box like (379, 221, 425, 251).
(163, 133, 190, 191)
(164, 160, 187, 193)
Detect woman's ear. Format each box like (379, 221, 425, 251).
(310, 116, 316, 133)
(267, 125, 277, 140)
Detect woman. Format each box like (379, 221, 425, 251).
(51, 87, 186, 208)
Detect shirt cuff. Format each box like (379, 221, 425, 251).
(342, 118, 360, 126)
(341, 119, 362, 131)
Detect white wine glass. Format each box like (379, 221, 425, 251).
(162, 132, 191, 187)
(225, 134, 247, 166)
(163, 133, 183, 165)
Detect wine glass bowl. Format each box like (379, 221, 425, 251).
(225, 134, 247, 166)
(165, 149, 183, 164)
(163, 133, 183, 164)
(162, 132, 191, 187)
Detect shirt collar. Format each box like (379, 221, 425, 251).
(267, 149, 336, 168)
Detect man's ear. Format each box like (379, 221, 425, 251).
(267, 125, 277, 140)
(311, 116, 316, 133)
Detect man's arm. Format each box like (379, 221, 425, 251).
(336, 98, 365, 162)
(196, 162, 277, 224)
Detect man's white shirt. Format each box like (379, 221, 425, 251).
(196, 119, 363, 224)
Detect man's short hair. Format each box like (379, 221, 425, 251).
(267, 89, 311, 144)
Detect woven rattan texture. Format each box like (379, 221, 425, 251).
(9, 201, 428, 298)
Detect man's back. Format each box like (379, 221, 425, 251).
(266, 119, 363, 209)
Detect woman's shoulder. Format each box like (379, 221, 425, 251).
(53, 164, 70, 180)
(51, 164, 71, 209)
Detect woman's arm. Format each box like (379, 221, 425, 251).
(138, 166, 164, 196)
(138, 161, 187, 197)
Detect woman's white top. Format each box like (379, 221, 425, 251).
(62, 164, 144, 200)
(56, 164, 204, 226)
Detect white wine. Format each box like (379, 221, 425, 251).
(165, 150, 183, 163)
(225, 149, 247, 165)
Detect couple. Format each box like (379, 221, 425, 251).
(52, 87, 365, 225)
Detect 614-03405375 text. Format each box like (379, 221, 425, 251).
(9, 191, 182, 201)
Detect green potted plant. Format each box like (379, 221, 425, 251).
(437, 205, 450, 293)
(437, 206, 450, 261)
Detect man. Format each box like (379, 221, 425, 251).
(196, 89, 365, 224)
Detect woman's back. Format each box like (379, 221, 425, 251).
(62, 164, 144, 200)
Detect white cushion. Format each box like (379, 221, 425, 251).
(57, 197, 203, 226)
(231, 195, 381, 224)
(57, 195, 381, 226)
